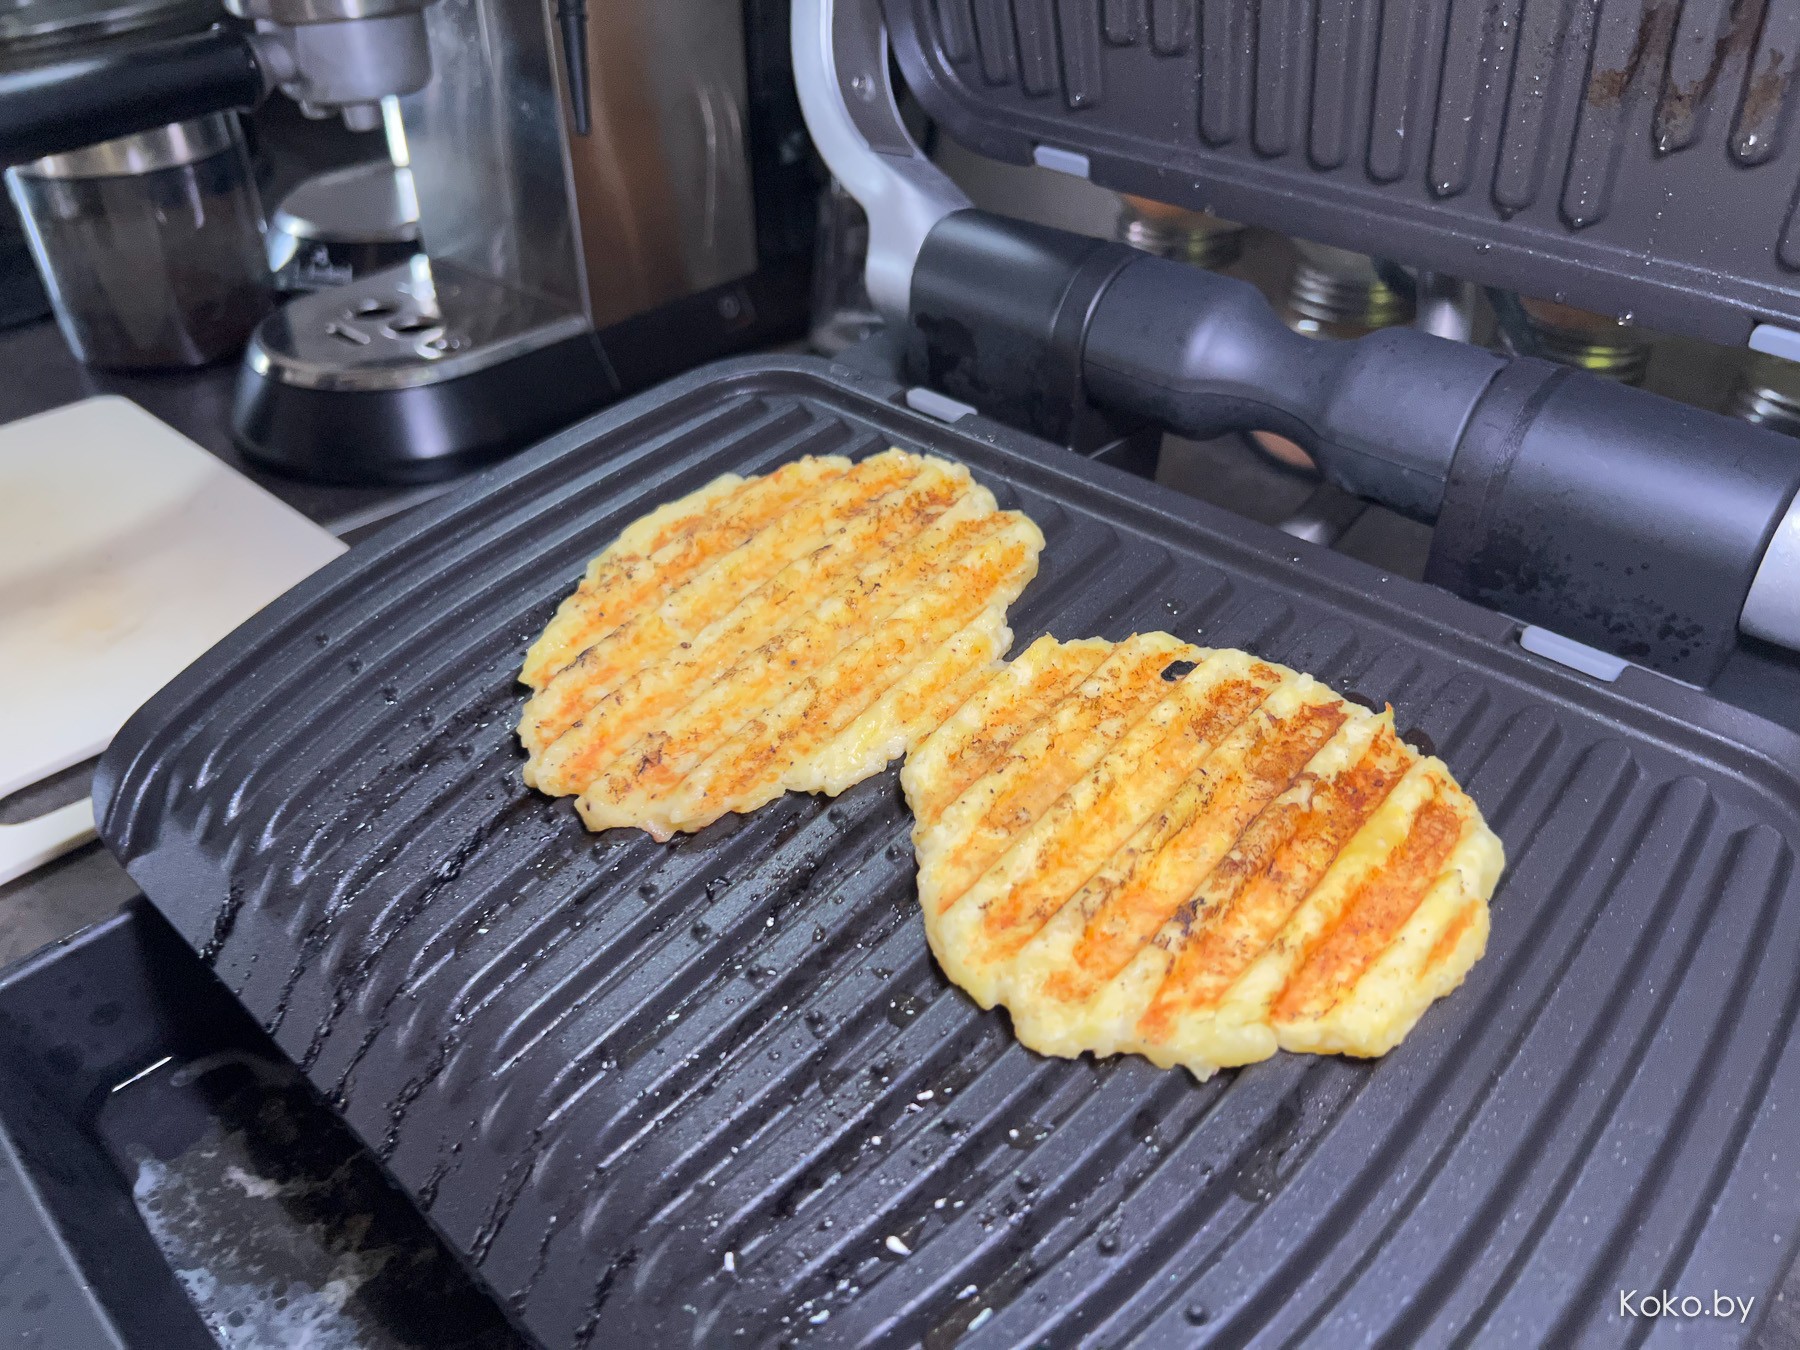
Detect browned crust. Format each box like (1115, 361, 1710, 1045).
(1272, 792, 1465, 1022)
(1135, 722, 1414, 1040)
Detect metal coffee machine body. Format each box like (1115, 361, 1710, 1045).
(0, 0, 812, 481)
(235, 0, 806, 482)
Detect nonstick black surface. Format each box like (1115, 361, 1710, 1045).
(888, 0, 1800, 348)
(98, 356, 1800, 1347)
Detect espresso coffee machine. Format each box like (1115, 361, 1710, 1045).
(0, 0, 814, 481)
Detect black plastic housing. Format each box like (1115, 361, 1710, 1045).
(234, 334, 618, 487)
(909, 209, 1800, 681)
(908, 209, 1133, 443)
(1079, 248, 1506, 521)
(95, 353, 1800, 1348)
(1428, 360, 1800, 680)
(0, 28, 264, 165)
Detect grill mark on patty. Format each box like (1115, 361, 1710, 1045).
(1272, 793, 1467, 1022)
(1135, 722, 1415, 1040)
(904, 637, 1112, 826)
(962, 667, 1284, 959)
(575, 518, 1040, 837)
(666, 540, 1037, 816)
(521, 458, 844, 689)
(523, 454, 960, 759)
(519, 449, 1043, 840)
(530, 479, 986, 793)
(1042, 696, 1349, 1004)
(904, 636, 1501, 1078)
(926, 636, 1204, 916)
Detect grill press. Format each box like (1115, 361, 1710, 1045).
(97, 355, 1800, 1347)
(794, 0, 1800, 685)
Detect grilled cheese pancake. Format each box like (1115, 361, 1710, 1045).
(518, 450, 1044, 840)
(902, 635, 1503, 1079)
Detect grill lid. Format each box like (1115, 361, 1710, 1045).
(95, 356, 1800, 1346)
(886, 0, 1800, 347)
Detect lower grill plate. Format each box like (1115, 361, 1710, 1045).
(97, 356, 1800, 1347)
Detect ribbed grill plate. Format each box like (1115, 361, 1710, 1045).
(96, 357, 1800, 1347)
(889, 0, 1800, 346)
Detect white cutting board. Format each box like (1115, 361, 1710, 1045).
(0, 396, 346, 883)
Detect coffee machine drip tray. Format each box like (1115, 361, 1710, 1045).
(232, 256, 615, 485)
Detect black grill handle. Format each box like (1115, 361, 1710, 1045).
(908, 208, 1800, 682)
(910, 209, 1503, 521)
(0, 27, 268, 166)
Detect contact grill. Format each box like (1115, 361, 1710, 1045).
(78, 1, 1800, 1347)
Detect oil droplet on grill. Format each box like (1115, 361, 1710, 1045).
(884, 993, 923, 1028)
(1096, 1232, 1119, 1254)
(691, 920, 713, 941)
(1184, 1304, 1210, 1326)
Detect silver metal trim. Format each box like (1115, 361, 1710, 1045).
(1413, 271, 1476, 343)
(1742, 487, 1800, 651)
(226, 0, 429, 25)
(16, 113, 236, 178)
(270, 161, 420, 244)
(1518, 625, 1629, 682)
(244, 259, 591, 391)
(0, 0, 214, 50)
(245, 310, 589, 390)
(1032, 144, 1090, 177)
(904, 386, 975, 422)
(1750, 323, 1800, 363)
(1276, 481, 1368, 547)
(791, 0, 968, 323)
(243, 309, 583, 388)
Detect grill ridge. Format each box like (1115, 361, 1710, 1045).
(1542, 824, 1796, 1345)
(1267, 741, 1644, 1344)
(1388, 778, 1716, 1343)
(1642, 826, 1800, 1327)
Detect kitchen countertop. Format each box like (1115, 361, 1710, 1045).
(0, 315, 459, 963)
(0, 318, 450, 534)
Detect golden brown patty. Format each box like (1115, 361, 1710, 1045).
(517, 449, 1044, 840)
(902, 635, 1504, 1079)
